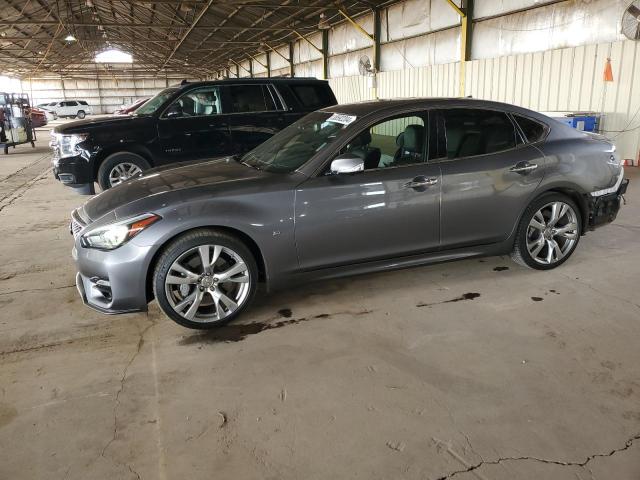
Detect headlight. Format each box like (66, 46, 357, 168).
(81, 214, 161, 250)
(52, 133, 89, 158)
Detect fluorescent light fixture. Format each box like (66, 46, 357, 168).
(64, 34, 77, 42)
(95, 49, 133, 63)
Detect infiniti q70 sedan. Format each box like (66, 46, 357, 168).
(70, 98, 628, 329)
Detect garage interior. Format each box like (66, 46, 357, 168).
(1, 0, 640, 479)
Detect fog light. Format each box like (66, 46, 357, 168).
(58, 173, 76, 184)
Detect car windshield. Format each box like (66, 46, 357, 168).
(240, 111, 349, 173)
(133, 88, 178, 116)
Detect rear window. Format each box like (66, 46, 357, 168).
(228, 85, 278, 113)
(290, 84, 335, 110)
(514, 115, 547, 143)
(78, 100, 88, 105)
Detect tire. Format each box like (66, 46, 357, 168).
(153, 229, 258, 329)
(97, 152, 151, 190)
(511, 192, 582, 270)
(77, 110, 86, 119)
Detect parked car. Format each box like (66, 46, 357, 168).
(50, 78, 337, 194)
(37, 103, 58, 120)
(28, 107, 48, 128)
(70, 98, 628, 329)
(47, 100, 92, 119)
(114, 97, 149, 115)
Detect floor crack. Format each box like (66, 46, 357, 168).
(99, 313, 158, 478)
(435, 433, 640, 479)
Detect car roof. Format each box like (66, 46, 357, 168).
(171, 77, 330, 89)
(319, 97, 551, 121)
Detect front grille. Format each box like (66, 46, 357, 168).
(70, 209, 86, 238)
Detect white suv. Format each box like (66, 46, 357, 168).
(48, 100, 93, 119)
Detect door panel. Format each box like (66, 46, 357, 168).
(156, 86, 231, 165)
(294, 164, 442, 270)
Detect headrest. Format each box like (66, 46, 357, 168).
(352, 130, 372, 147)
(403, 124, 424, 152)
(395, 132, 404, 147)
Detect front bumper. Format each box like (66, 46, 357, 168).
(52, 153, 96, 194)
(73, 240, 152, 314)
(588, 177, 629, 229)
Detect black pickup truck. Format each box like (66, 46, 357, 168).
(51, 78, 337, 194)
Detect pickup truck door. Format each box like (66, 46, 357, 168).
(156, 85, 232, 165)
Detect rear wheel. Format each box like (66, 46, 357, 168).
(97, 152, 150, 190)
(153, 229, 258, 329)
(511, 193, 581, 270)
(77, 110, 86, 119)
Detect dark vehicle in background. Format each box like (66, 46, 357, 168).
(51, 78, 337, 194)
(70, 98, 628, 329)
(114, 97, 149, 115)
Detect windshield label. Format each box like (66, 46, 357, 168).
(327, 113, 357, 125)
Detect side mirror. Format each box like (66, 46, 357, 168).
(165, 103, 183, 118)
(330, 154, 364, 175)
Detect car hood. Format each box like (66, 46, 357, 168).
(53, 115, 152, 134)
(82, 157, 267, 221)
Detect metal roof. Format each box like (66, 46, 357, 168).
(0, 1, 389, 78)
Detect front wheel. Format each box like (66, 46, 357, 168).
(153, 229, 258, 329)
(511, 193, 582, 270)
(97, 152, 150, 190)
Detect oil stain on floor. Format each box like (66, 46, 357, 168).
(416, 292, 481, 308)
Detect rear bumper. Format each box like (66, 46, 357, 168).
(587, 177, 629, 229)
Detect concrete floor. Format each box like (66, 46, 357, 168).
(0, 130, 639, 480)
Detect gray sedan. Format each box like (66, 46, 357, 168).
(70, 98, 628, 329)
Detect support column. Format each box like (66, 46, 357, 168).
(322, 29, 329, 80)
(266, 51, 271, 78)
(289, 42, 295, 77)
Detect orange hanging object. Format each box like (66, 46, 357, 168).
(603, 57, 614, 82)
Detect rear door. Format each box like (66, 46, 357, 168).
(433, 107, 546, 249)
(224, 84, 285, 153)
(294, 111, 441, 270)
(156, 85, 232, 164)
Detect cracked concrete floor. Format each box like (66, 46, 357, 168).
(0, 133, 639, 480)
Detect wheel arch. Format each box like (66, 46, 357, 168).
(534, 186, 589, 233)
(144, 225, 268, 303)
(93, 144, 154, 179)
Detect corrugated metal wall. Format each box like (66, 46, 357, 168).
(20, 74, 200, 114)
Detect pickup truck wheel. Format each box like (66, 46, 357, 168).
(97, 152, 150, 190)
(511, 193, 582, 270)
(153, 229, 258, 329)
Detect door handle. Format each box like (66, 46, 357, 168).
(403, 176, 438, 189)
(510, 162, 538, 174)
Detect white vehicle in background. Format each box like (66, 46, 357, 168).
(37, 103, 58, 120)
(46, 100, 93, 119)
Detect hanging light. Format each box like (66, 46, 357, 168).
(318, 13, 330, 30)
(64, 34, 77, 42)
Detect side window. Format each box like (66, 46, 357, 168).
(341, 115, 426, 170)
(438, 108, 518, 159)
(513, 114, 547, 143)
(78, 100, 88, 106)
(164, 86, 222, 118)
(290, 84, 334, 110)
(228, 85, 276, 113)
(67, 101, 78, 107)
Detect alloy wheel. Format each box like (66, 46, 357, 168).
(108, 162, 142, 187)
(164, 244, 251, 323)
(526, 201, 579, 265)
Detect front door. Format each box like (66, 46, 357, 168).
(294, 112, 441, 270)
(156, 85, 231, 165)
(433, 108, 547, 249)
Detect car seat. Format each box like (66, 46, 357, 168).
(394, 124, 424, 165)
(349, 130, 381, 170)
